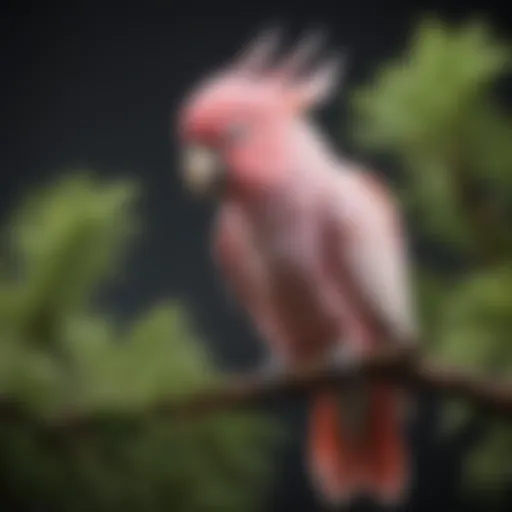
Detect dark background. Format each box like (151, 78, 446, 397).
(0, 1, 510, 511)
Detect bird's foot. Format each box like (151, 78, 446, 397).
(329, 342, 365, 377)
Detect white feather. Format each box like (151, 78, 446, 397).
(335, 171, 418, 344)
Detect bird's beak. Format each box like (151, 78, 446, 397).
(180, 145, 226, 199)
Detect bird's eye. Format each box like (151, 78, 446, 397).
(224, 123, 250, 145)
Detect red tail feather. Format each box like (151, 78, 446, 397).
(308, 386, 409, 506)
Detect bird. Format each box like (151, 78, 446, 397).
(175, 26, 419, 508)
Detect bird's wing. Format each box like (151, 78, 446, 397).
(327, 171, 418, 345)
(211, 203, 289, 357)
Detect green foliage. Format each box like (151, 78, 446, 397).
(349, 16, 512, 503)
(436, 265, 512, 375)
(0, 174, 277, 512)
(351, 17, 512, 255)
(434, 264, 512, 495)
(463, 422, 512, 503)
(352, 17, 510, 156)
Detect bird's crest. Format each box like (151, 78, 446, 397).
(179, 25, 347, 142)
(226, 25, 346, 110)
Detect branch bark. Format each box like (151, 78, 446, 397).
(164, 347, 512, 419)
(1, 347, 511, 430)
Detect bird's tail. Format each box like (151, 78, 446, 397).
(307, 384, 409, 506)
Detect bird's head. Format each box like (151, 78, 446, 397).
(176, 27, 344, 200)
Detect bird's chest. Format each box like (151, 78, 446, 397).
(250, 197, 317, 279)
(254, 202, 332, 314)
(247, 199, 336, 345)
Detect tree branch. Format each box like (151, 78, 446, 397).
(1, 347, 511, 431)
(165, 347, 512, 419)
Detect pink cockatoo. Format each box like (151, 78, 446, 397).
(176, 28, 418, 507)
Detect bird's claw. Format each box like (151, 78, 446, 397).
(329, 343, 364, 376)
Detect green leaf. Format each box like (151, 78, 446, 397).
(0, 172, 279, 512)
